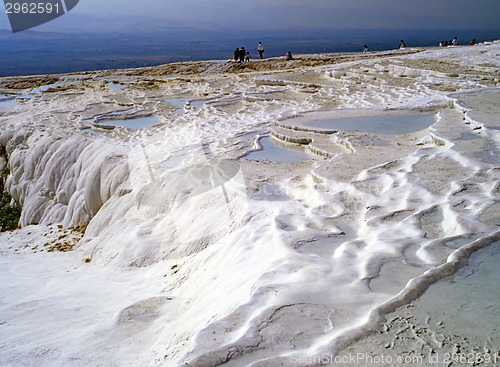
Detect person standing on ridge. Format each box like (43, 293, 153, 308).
(363, 44, 368, 52)
(239, 47, 246, 63)
(258, 42, 265, 59)
(399, 40, 405, 49)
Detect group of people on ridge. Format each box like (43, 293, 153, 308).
(235, 35, 480, 62)
(233, 42, 266, 62)
(233, 47, 250, 62)
(439, 37, 477, 46)
(364, 36, 476, 53)
(439, 37, 459, 47)
(232, 42, 294, 62)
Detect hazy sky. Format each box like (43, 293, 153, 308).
(1, 0, 500, 32)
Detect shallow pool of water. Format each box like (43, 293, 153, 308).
(31, 84, 52, 95)
(243, 137, 309, 163)
(98, 116, 162, 130)
(166, 98, 191, 107)
(0, 99, 17, 108)
(166, 98, 207, 116)
(305, 113, 435, 134)
(172, 108, 185, 116)
(410, 241, 500, 343)
(474, 139, 499, 164)
(190, 100, 207, 110)
(106, 82, 126, 91)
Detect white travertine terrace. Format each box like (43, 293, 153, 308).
(0, 42, 499, 366)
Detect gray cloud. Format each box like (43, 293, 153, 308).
(1, 0, 499, 32)
(75, 0, 499, 30)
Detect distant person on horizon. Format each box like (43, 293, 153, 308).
(234, 48, 240, 61)
(258, 42, 265, 59)
(439, 40, 444, 47)
(239, 47, 246, 62)
(399, 40, 405, 49)
(285, 50, 293, 60)
(452, 37, 458, 46)
(363, 44, 368, 52)
(245, 52, 251, 62)
(470, 39, 476, 45)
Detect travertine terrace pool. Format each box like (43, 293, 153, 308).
(305, 112, 436, 134)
